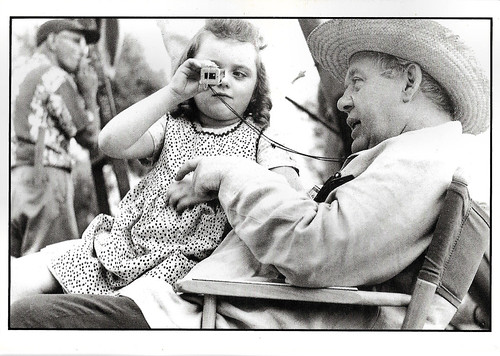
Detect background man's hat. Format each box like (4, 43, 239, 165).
(307, 19, 490, 135)
(36, 19, 100, 47)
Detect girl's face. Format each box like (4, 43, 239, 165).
(193, 32, 258, 128)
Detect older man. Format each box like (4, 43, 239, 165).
(10, 20, 101, 257)
(10, 19, 489, 329)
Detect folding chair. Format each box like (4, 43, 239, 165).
(175, 170, 490, 329)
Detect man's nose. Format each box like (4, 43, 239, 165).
(337, 92, 353, 113)
(79, 38, 89, 57)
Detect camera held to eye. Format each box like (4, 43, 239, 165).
(200, 67, 225, 89)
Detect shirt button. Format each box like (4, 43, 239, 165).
(333, 171, 342, 179)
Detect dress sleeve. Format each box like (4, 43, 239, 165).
(256, 128, 299, 173)
(139, 114, 167, 167)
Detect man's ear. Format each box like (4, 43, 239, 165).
(402, 63, 422, 103)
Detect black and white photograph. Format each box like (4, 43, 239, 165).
(1, 0, 498, 355)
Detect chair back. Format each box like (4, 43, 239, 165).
(402, 170, 490, 328)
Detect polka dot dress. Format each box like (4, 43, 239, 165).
(49, 114, 260, 295)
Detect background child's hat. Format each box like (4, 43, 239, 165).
(307, 19, 490, 135)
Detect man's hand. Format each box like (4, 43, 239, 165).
(166, 174, 218, 213)
(75, 57, 98, 101)
(166, 157, 224, 212)
(167, 156, 255, 212)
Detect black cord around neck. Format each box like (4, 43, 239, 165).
(209, 86, 346, 163)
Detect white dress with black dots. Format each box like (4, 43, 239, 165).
(48, 114, 296, 295)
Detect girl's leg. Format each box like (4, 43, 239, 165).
(10, 294, 150, 329)
(10, 252, 61, 304)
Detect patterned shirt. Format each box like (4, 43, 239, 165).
(11, 52, 97, 171)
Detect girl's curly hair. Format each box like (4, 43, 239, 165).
(171, 19, 272, 129)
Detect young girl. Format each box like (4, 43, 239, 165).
(42, 19, 300, 295)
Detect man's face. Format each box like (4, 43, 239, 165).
(337, 55, 408, 153)
(52, 30, 88, 73)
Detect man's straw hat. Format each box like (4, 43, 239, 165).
(307, 19, 489, 135)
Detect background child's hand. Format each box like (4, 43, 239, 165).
(168, 58, 218, 103)
(166, 174, 218, 213)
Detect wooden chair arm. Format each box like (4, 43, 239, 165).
(176, 278, 412, 328)
(175, 278, 412, 306)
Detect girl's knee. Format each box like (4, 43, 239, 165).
(11, 253, 60, 304)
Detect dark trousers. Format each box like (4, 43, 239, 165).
(10, 294, 150, 329)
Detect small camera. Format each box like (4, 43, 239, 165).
(199, 67, 225, 89)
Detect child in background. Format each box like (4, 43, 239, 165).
(44, 19, 300, 295)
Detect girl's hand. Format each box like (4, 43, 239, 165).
(167, 58, 218, 103)
(166, 174, 218, 213)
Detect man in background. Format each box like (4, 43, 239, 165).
(10, 19, 101, 257)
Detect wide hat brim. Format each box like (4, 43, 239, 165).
(307, 19, 490, 135)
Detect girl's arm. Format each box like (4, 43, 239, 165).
(98, 58, 218, 160)
(256, 131, 303, 191)
(269, 166, 303, 192)
(98, 86, 180, 159)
